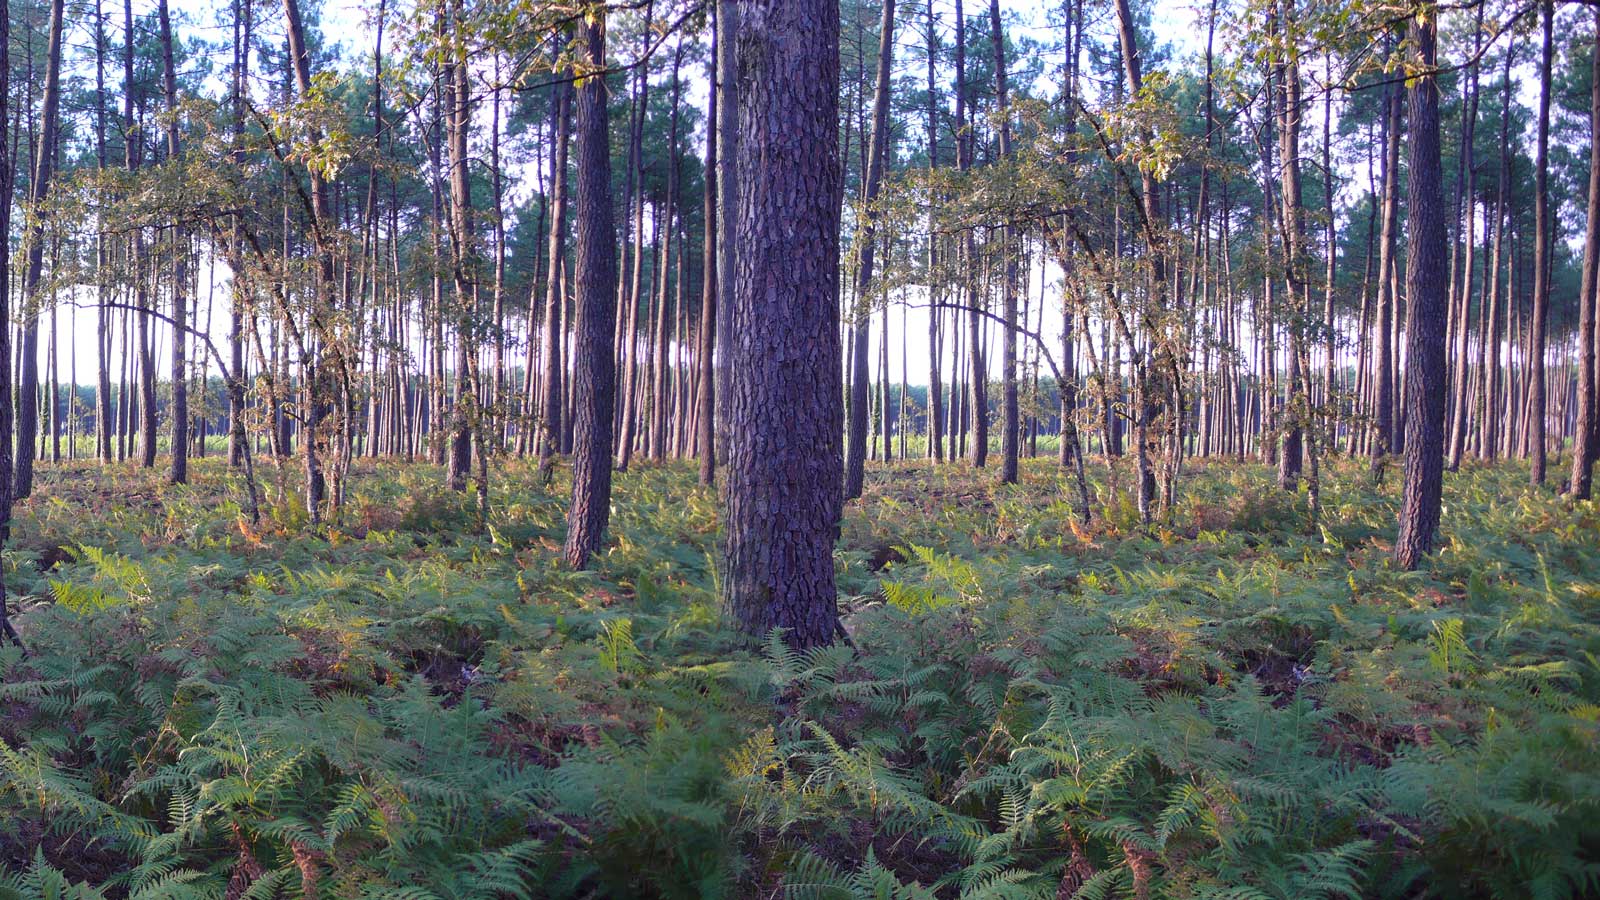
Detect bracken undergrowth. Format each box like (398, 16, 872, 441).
(0, 455, 1597, 899)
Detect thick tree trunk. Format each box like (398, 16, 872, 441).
(1395, 7, 1448, 570)
(563, 13, 619, 570)
(723, 0, 843, 649)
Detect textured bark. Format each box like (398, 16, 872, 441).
(563, 14, 618, 570)
(714, 0, 739, 473)
(159, 0, 187, 485)
(1319, 42, 1337, 457)
(723, 0, 842, 649)
(697, 62, 717, 485)
(0, 0, 19, 650)
(226, 0, 251, 468)
(1058, 0, 1082, 471)
(1572, 14, 1600, 500)
(990, 0, 1018, 485)
(1529, 0, 1552, 486)
(844, 0, 895, 500)
(954, 0, 987, 469)
(488, 63, 507, 445)
(1371, 68, 1402, 464)
(444, 5, 474, 493)
(1273, 0, 1307, 493)
(1395, 7, 1447, 570)
(538, 79, 571, 475)
(14, 0, 63, 500)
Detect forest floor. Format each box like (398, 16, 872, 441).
(0, 454, 1597, 898)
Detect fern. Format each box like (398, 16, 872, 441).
(1426, 618, 1471, 676)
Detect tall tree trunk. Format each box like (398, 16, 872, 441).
(954, 0, 987, 469)
(605, 27, 631, 459)
(444, 2, 474, 494)
(1482, 43, 1514, 461)
(714, 0, 738, 472)
(1447, 4, 1483, 470)
(564, 13, 619, 570)
(724, 0, 843, 649)
(843, 0, 896, 500)
(489, 60, 507, 446)
(1529, 0, 1553, 486)
(538, 77, 572, 475)
(1058, 0, 1084, 474)
(1371, 62, 1402, 468)
(94, 0, 113, 465)
(159, 0, 188, 485)
(226, 0, 252, 468)
(1395, 4, 1447, 569)
(1572, 13, 1600, 499)
(1274, 0, 1308, 494)
(283, 0, 338, 521)
(0, 0, 19, 650)
(1320, 45, 1338, 457)
(14, 0, 63, 500)
(1113, 0, 1163, 520)
(650, 43, 684, 462)
(990, 0, 1019, 485)
(517, 115, 546, 459)
(925, 0, 944, 463)
(878, 290, 891, 461)
(697, 44, 718, 486)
